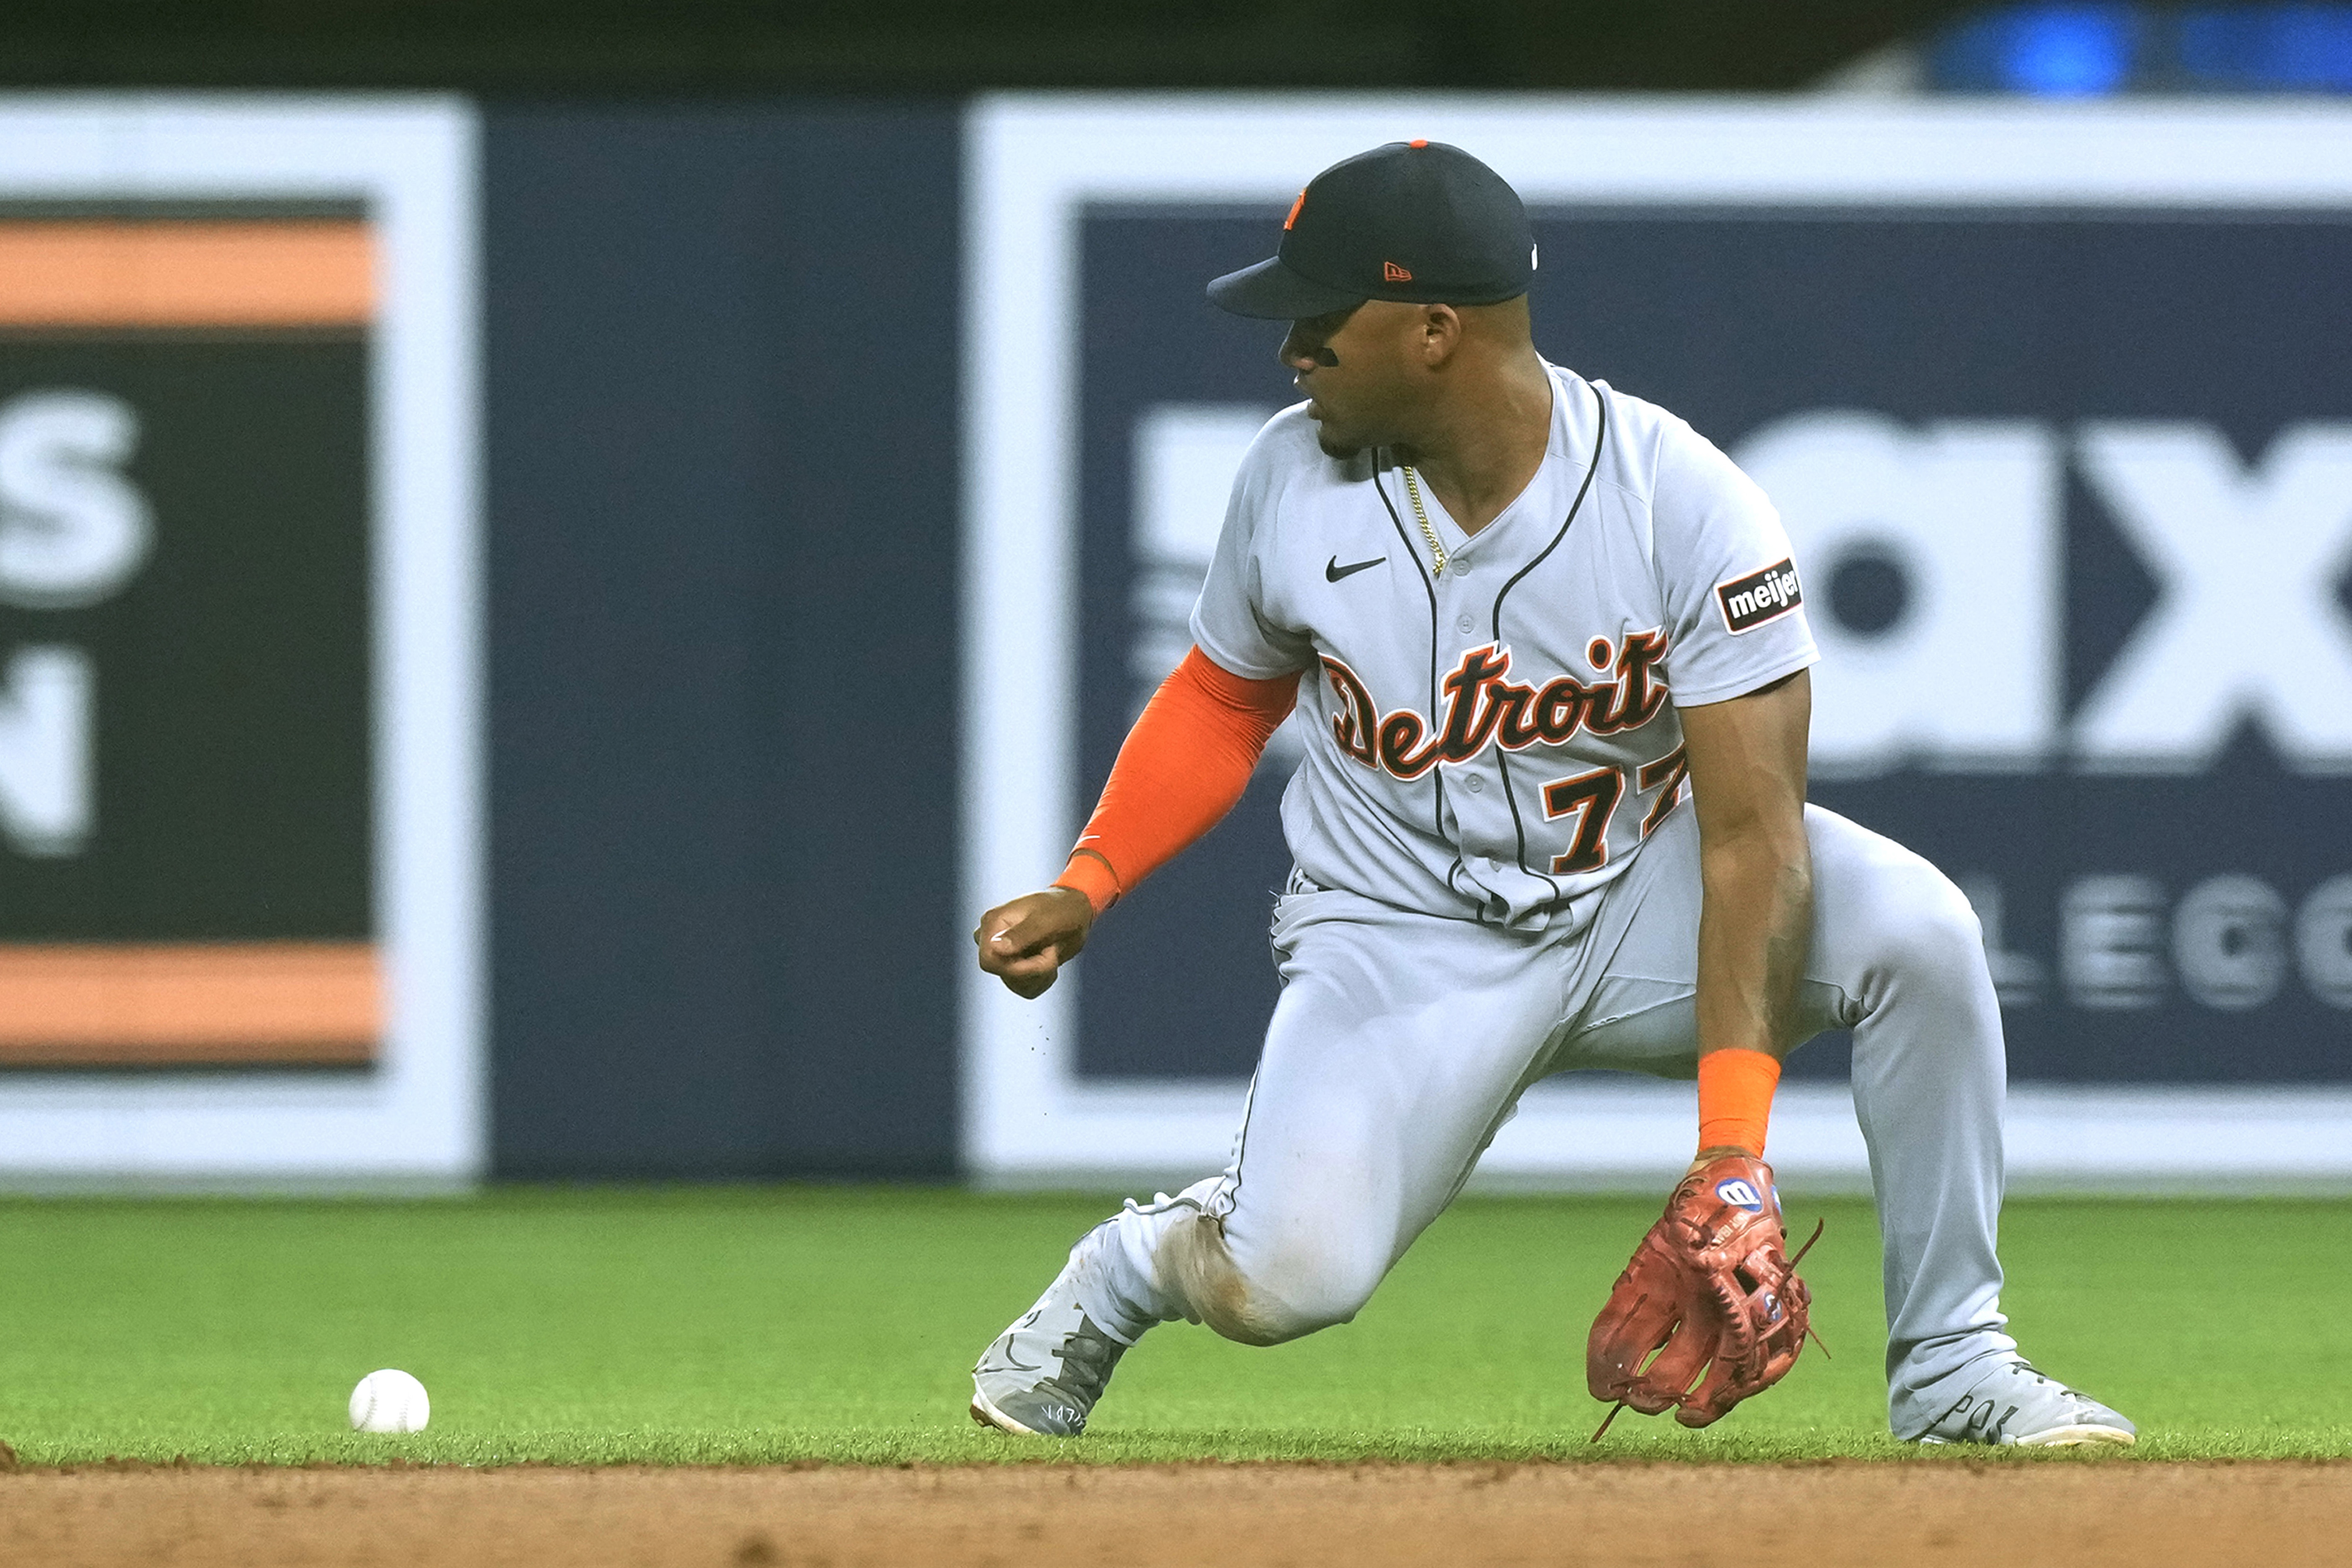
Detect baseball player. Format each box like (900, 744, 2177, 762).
(969, 141, 2133, 1448)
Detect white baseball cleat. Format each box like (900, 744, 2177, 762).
(1914, 1359, 2137, 1447)
(970, 1231, 1131, 1438)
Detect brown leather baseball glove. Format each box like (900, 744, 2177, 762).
(1586, 1153, 1821, 1436)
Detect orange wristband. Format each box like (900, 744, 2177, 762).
(1697, 1047, 1781, 1158)
(1052, 850, 1122, 917)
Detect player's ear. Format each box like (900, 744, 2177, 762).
(1418, 305, 1464, 367)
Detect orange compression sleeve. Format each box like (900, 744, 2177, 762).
(1697, 1047, 1782, 1158)
(1052, 647, 1300, 915)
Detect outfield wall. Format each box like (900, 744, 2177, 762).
(960, 97, 2352, 1194)
(0, 93, 2343, 1189)
(0, 96, 969, 1185)
(480, 105, 965, 1181)
(0, 98, 484, 1183)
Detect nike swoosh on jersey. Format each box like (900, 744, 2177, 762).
(1326, 554, 1387, 582)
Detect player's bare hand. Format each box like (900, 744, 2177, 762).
(975, 887, 1095, 999)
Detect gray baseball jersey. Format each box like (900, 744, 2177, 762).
(1191, 362, 1818, 929)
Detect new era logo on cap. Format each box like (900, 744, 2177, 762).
(1383, 261, 1412, 282)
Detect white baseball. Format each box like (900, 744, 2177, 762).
(348, 1368, 431, 1433)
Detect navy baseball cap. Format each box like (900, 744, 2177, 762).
(1206, 140, 1537, 321)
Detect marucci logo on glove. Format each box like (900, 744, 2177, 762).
(1715, 558, 1803, 634)
(1714, 1178, 1766, 1212)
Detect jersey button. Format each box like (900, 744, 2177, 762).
(1465, 775, 1485, 793)
(1456, 614, 1475, 634)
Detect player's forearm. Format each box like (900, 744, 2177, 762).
(1693, 822, 1813, 1059)
(1678, 672, 1813, 1161)
(1054, 647, 1299, 913)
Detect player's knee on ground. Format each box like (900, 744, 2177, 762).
(1155, 1211, 1382, 1346)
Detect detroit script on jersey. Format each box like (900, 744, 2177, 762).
(1191, 364, 1818, 931)
(1318, 631, 1687, 883)
(1320, 632, 1670, 781)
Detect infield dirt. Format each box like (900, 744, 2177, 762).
(3, 1460, 2346, 1568)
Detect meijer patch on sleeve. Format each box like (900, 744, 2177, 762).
(1715, 559, 1803, 634)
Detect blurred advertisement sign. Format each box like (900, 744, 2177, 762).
(0, 99, 480, 1181)
(0, 212, 375, 1066)
(962, 97, 2352, 1189)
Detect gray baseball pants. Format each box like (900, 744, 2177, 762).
(1070, 802, 2017, 1438)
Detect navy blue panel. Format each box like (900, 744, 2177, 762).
(1073, 206, 2352, 1086)
(485, 105, 961, 1176)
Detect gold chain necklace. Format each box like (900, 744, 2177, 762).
(1400, 463, 1449, 578)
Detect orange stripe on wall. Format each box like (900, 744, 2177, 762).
(0, 943, 379, 1065)
(0, 222, 374, 327)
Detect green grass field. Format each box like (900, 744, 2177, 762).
(1, 1187, 2345, 1467)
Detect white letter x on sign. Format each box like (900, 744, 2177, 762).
(2073, 423, 2352, 774)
